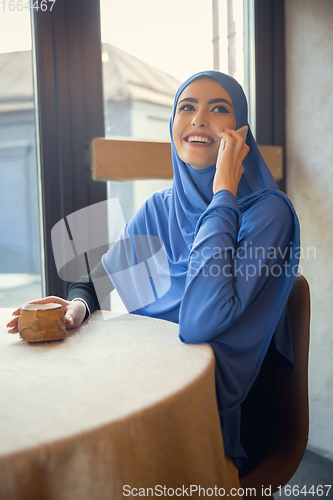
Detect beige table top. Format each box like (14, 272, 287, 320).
(0, 308, 240, 500)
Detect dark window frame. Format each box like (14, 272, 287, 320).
(33, 0, 107, 297)
(255, 0, 286, 191)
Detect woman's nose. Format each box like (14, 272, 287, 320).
(191, 110, 208, 127)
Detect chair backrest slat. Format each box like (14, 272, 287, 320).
(90, 138, 283, 182)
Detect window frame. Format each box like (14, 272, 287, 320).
(255, 0, 286, 191)
(32, 0, 107, 297)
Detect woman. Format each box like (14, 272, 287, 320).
(8, 71, 300, 471)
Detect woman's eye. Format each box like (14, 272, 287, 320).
(212, 105, 229, 113)
(179, 104, 195, 112)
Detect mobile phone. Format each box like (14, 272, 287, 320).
(236, 125, 248, 141)
(219, 125, 248, 151)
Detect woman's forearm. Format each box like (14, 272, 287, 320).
(67, 260, 114, 317)
(179, 191, 294, 343)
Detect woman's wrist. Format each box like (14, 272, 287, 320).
(213, 185, 237, 196)
(72, 298, 90, 321)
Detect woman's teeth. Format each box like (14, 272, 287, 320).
(187, 136, 213, 144)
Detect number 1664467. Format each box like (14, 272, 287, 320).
(1, 1, 56, 11)
(276, 485, 332, 497)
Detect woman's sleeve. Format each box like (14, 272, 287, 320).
(67, 261, 114, 316)
(179, 189, 296, 343)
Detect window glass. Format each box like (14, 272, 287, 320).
(99, 0, 253, 310)
(0, 8, 43, 306)
(100, 0, 252, 213)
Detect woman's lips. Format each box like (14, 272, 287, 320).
(183, 133, 215, 147)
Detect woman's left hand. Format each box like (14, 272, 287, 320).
(7, 297, 87, 334)
(213, 128, 250, 197)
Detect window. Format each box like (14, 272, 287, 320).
(0, 7, 43, 306)
(1, 1, 257, 302)
(99, 0, 254, 311)
(99, 0, 254, 220)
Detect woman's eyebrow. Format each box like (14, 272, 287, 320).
(208, 98, 233, 106)
(178, 97, 198, 105)
(178, 97, 233, 107)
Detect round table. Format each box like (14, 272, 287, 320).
(0, 308, 240, 499)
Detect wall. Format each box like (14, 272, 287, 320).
(285, 0, 333, 460)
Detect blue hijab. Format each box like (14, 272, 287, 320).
(102, 71, 300, 465)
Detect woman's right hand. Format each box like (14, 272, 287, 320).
(213, 128, 249, 197)
(6, 296, 87, 334)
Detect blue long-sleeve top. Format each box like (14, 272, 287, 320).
(179, 190, 293, 344)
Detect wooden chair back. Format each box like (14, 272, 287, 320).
(90, 138, 283, 182)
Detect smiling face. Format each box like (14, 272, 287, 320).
(172, 78, 237, 170)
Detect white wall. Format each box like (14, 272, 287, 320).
(285, 0, 333, 460)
